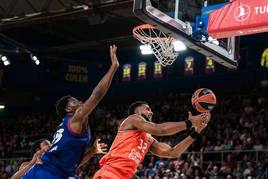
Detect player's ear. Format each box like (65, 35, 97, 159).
(134, 106, 140, 115)
(136, 110, 141, 115)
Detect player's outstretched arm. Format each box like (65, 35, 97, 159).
(74, 45, 119, 122)
(76, 139, 107, 171)
(149, 120, 209, 158)
(11, 150, 43, 179)
(129, 112, 210, 136)
(149, 136, 194, 158)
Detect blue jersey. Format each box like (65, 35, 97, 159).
(41, 114, 91, 178)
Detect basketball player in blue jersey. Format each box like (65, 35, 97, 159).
(11, 139, 51, 179)
(22, 45, 119, 179)
(12, 139, 106, 179)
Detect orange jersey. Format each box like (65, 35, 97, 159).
(99, 130, 154, 178)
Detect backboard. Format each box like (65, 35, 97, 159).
(133, 0, 239, 69)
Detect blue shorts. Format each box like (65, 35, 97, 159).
(22, 164, 62, 179)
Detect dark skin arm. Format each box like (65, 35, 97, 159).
(149, 136, 195, 158)
(149, 119, 209, 158)
(120, 112, 210, 136)
(11, 150, 43, 179)
(71, 45, 119, 133)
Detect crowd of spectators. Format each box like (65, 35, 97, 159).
(0, 87, 268, 178)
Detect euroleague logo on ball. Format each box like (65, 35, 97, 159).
(234, 5, 251, 22)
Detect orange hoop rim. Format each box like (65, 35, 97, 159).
(133, 24, 175, 42)
(132, 24, 156, 32)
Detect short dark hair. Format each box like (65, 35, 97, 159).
(30, 138, 47, 156)
(128, 101, 148, 115)
(56, 95, 71, 118)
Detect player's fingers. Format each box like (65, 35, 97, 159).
(203, 112, 210, 117)
(99, 146, 107, 150)
(110, 46, 113, 54)
(99, 143, 107, 147)
(199, 116, 208, 126)
(203, 113, 211, 122)
(101, 147, 108, 151)
(188, 111, 192, 118)
(201, 112, 209, 120)
(100, 145, 107, 149)
(101, 147, 107, 151)
(99, 149, 107, 154)
(201, 116, 209, 123)
(203, 117, 210, 125)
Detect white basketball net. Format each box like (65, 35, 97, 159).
(133, 24, 178, 67)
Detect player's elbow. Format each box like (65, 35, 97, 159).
(168, 153, 180, 158)
(168, 149, 181, 158)
(92, 88, 105, 100)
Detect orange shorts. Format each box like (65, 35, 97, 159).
(93, 165, 126, 179)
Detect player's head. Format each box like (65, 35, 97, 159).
(31, 139, 51, 156)
(40, 139, 51, 151)
(56, 95, 83, 118)
(128, 101, 153, 121)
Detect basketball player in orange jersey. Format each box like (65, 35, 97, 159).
(93, 101, 211, 179)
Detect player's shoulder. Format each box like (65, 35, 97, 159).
(119, 114, 145, 131)
(122, 114, 145, 125)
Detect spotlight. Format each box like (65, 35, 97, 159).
(1, 56, 7, 62)
(1, 55, 10, 66)
(0, 105, 5, 109)
(32, 55, 38, 61)
(30, 54, 40, 65)
(3, 60, 10, 66)
(140, 45, 153, 55)
(35, 60, 40, 65)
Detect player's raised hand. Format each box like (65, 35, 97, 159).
(188, 112, 211, 130)
(93, 139, 108, 154)
(110, 45, 119, 68)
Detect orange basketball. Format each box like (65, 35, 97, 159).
(191, 88, 216, 112)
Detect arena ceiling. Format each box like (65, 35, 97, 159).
(0, 0, 141, 62)
(0, 0, 267, 63)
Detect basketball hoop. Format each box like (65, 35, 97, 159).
(133, 24, 178, 67)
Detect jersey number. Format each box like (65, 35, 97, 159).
(51, 128, 64, 145)
(137, 139, 147, 153)
(49, 128, 64, 152)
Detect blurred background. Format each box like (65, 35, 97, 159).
(0, 0, 267, 178)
